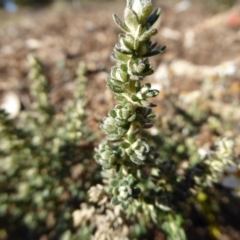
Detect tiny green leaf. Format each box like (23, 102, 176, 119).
(111, 196, 120, 205)
(139, 28, 158, 43)
(143, 45, 166, 57)
(113, 14, 130, 32)
(121, 141, 131, 149)
(140, 3, 153, 24)
(124, 7, 139, 35)
(146, 8, 161, 27)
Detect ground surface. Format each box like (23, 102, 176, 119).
(1, 0, 240, 130)
(0, 0, 240, 239)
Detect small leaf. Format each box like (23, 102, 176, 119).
(142, 68, 154, 76)
(143, 122, 153, 128)
(111, 66, 118, 79)
(115, 68, 128, 82)
(138, 44, 149, 56)
(135, 81, 141, 91)
(140, 3, 153, 24)
(109, 109, 116, 118)
(128, 113, 137, 122)
(124, 7, 139, 34)
(111, 52, 131, 63)
(101, 125, 115, 134)
(115, 118, 128, 127)
(143, 46, 166, 57)
(149, 102, 157, 107)
(126, 0, 133, 8)
(108, 77, 125, 87)
(134, 38, 140, 50)
(111, 179, 119, 187)
(127, 174, 136, 185)
(121, 202, 129, 209)
(127, 58, 134, 72)
(146, 8, 161, 27)
(122, 82, 130, 91)
(120, 64, 128, 72)
(139, 28, 158, 42)
(107, 83, 124, 94)
(113, 14, 129, 32)
(140, 99, 150, 107)
(150, 41, 158, 50)
(145, 90, 159, 98)
(131, 95, 139, 102)
(115, 95, 125, 102)
(120, 179, 129, 186)
(141, 83, 151, 94)
(131, 74, 142, 81)
(128, 131, 139, 143)
(147, 113, 156, 119)
(111, 196, 120, 205)
(136, 92, 143, 100)
(131, 0, 142, 17)
(135, 24, 142, 38)
(102, 165, 111, 170)
(136, 63, 146, 73)
(114, 44, 132, 54)
(136, 114, 144, 122)
(120, 109, 130, 119)
(123, 34, 135, 51)
(121, 141, 131, 149)
(115, 104, 122, 110)
(101, 150, 112, 159)
(107, 134, 122, 141)
(118, 127, 128, 135)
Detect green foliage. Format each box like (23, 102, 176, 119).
(95, 0, 166, 209)
(162, 214, 186, 240)
(0, 56, 97, 239)
(92, 0, 238, 239)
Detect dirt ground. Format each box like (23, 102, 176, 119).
(0, 0, 240, 128)
(0, 0, 240, 239)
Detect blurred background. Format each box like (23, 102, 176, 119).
(0, 0, 240, 239)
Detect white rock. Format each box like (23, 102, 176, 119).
(179, 90, 201, 104)
(160, 27, 181, 41)
(149, 127, 159, 136)
(25, 38, 41, 49)
(215, 61, 236, 77)
(154, 63, 170, 89)
(198, 148, 208, 159)
(169, 60, 216, 79)
(175, 0, 191, 12)
(0, 91, 21, 118)
(183, 29, 195, 48)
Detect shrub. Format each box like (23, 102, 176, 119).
(0, 56, 98, 240)
(83, 0, 238, 239)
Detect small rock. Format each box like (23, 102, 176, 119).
(169, 60, 216, 79)
(85, 21, 95, 31)
(0, 91, 21, 118)
(175, 0, 191, 13)
(160, 27, 181, 41)
(25, 38, 41, 49)
(183, 30, 195, 48)
(153, 63, 171, 90)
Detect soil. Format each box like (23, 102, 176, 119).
(0, 0, 240, 239)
